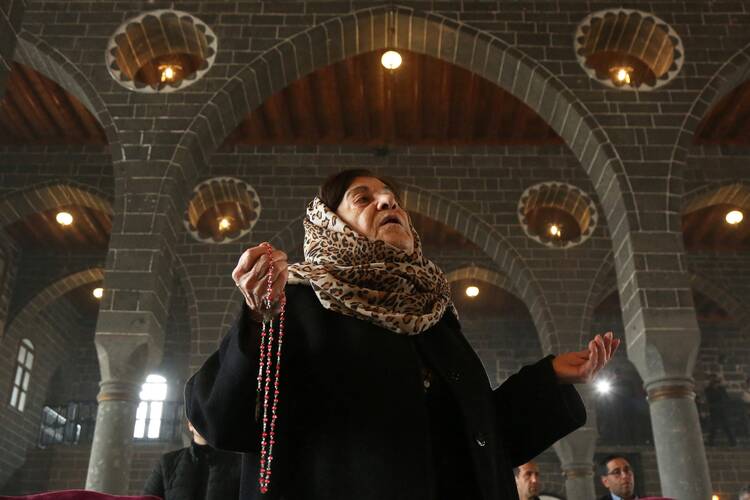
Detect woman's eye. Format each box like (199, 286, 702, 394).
(355, 196, 369, 205)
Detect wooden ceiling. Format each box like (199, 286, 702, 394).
(695, 80, 750, 145)
(224, 50, 563, 147)
(4, 206, 111, 251)
(682, 204, 750, 252)
(0, 62, 107, 145)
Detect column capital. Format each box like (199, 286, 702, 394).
(645, 379, 696, 402)
(96, 380, 140, 403)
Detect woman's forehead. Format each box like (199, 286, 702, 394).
(346, 176, 391, 193)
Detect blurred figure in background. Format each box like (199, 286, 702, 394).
(705, 373, 737, 447)
(514, 461, 542, 500)
(143, 420, 240, 500)
(599, 455, 637, 500)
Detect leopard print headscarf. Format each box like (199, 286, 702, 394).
(287, 197, 456, 335)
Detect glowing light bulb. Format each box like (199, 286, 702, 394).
(218, 217, 233, 232)
(92, 287, 103, 299)
(595, 379, 612, 395)
(158, 64, 181, 82)
(548, 224, 562, 238)
(611, 66, 633, 86)
(56, 211, 73, 226)
(381, 50, 402, 70)
(725, 210, 743, 225)
(465, 286, 479, 298)
(712, 495, 720, 500)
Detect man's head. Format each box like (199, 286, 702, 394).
(739, 484, 750, 500)
(187, 420, 207, 446)
(319, 169, 415, 255)
(514, 461, 541, 499)
(599, 455, 635, 499)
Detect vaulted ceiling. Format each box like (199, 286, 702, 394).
(223, 50, 563, 147)
(0, 62, 107, 145)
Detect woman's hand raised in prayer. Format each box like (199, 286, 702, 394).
(232, 243, 289, 322)
(552, 331, 620, 384)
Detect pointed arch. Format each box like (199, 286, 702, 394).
(12, 30, 123, 162)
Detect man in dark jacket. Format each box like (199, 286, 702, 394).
(598, 455, 637, 500)
(143, 420, 241, 500)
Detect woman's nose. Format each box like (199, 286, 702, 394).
(375, 192, 398, 210)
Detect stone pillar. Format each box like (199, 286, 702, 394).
(553, 385, 598, 500)
(645, 381, 707, 498)
(86, 326, 161, 492)
(619, 232, 712, 500)
(0, 0, 25, 99)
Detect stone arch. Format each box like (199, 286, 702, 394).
(688, 272, 750, 332)
(0, 180, 113, 230)
(683, 181, 750, 214)
(12, 30, 123, 162)
(580, 252, 617, 343)
(172, 5, 632, 248)
(5, 268, 104, 335)
(217, 185, 560, 352)
(670, 40, 750, 184)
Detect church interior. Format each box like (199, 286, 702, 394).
(0, 1, 749, 499)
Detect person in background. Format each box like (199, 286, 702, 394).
(705, 373, 738, 447)
(143, 420, 241, 500)
(599, 455, 637, 500)
(739, 484, 750, 500)
(514, 461, 542, 500)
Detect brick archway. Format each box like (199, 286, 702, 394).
(0, 181, 112, 230)
(172, 5, 631, 261)
(672, 39, 750, 170)
(444, 265, 516, 295)
(5, 268, 104, 338)
(13, 31, 123, 162)
(689, 272, 750, 332)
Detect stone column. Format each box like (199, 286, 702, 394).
(86, 325, 161, 492)
(553, 385, 598, 500)
(0, 0, 26, 99)
(619, 233, 712, 500)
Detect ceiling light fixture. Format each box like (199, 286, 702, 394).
(218, 216, 233, 232)
(610, 66, 633, 86)
(725, 209, 744, 225)
(92, 287, 103, 299)
(381, 6, 401, 71)
(158, 64, 182, 83)
(56, 211, 73, 226)
(381, 50, 402, 70)
(548, 223, 562, 238)
(465, 285, 479, 298)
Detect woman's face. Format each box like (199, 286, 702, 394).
(335, 176, 415, 254)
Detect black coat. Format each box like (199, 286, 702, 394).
(142, 442, 241, 500)
(186, 284, 585, 500)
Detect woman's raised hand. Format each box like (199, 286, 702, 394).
(232, 243, 289, 320)
(552, 331, 620, 384)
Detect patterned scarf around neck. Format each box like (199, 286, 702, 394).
(287, 197, 456, 335)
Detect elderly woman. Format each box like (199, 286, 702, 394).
(186, 169, 619, 500)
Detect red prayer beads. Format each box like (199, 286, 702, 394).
(255, 243, 286, 494)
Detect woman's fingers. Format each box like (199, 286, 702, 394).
(233, 244, 289, 315)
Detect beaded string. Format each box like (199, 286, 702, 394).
(255, 243, 286, 494)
